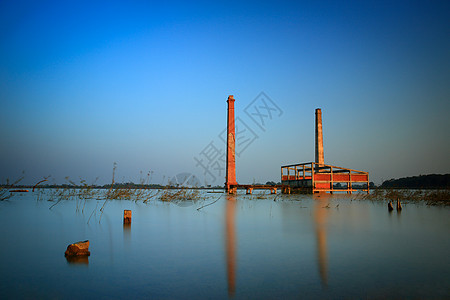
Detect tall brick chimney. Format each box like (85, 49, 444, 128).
(315, 108, 324, 166)
(226, 95, 237, 193)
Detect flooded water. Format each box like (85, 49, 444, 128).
(0, 190, 449, 299)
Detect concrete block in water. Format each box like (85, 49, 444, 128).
(65, 240, 90, 256)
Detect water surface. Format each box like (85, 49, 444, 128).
(0, 190, 448, 299)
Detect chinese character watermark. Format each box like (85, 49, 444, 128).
(191, 92, 283, 186)
(218, 117, 258, 157)
(244, 91, 283, 131)
(168, 172, 201, 187)
(193, 141, 225, 183)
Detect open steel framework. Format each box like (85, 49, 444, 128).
(281, 162, 369, 193)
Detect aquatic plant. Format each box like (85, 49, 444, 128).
(0, 173, 24, 201)
(159, 188, 201, 202)
(354, 188, 450, 206)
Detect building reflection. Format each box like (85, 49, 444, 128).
(313, 194, 330, 287)
(225, 194, 237, 296)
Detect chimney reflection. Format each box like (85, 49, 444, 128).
(313, 194, 329, 287)
(225, 194, 237, 296)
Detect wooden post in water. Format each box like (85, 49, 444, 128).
(124, 210, 132, 224)
(397, 199, 402, 211)
(388, 201, 394, 212)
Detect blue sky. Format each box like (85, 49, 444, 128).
(1, 0, 449, 186)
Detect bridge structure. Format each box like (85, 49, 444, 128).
(238, 184, 290, 195)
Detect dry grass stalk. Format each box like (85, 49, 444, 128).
(0, 173, 24, 201)
(353, 189, 450, 206)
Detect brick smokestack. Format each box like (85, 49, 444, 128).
(315, 108, 324, 166)
(226, 95, 237, 193)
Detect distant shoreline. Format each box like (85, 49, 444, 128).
(2, 173, 449, 190)
(380, 174, 450, 189)
(2, 186, 449, 191)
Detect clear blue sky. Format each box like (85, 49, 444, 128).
(1, 0, 449, 186)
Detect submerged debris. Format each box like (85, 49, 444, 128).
(124, 210, 132, 224)
(353, 189, 450, 207)
(388, 201, 394, 211)
(65, 240, 90, 257)
(397, 199, 402, 211)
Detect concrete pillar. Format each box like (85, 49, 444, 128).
(226, 95, 238, 194)
(315, 108, 324, 167)
(123, 210, 131, 224)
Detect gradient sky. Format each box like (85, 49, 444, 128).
(1, 0, 449, 186)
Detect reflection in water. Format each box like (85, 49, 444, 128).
(123, 223, 131, 245)
(396, 207, 402, 225)
(1, 191, 449, 299)
(313, 194, 329, 287)
(225, 195, 237, 296)
(66, 255, 89, 265)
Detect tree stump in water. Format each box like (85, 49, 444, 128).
(397, 199, 402, 211)
(65, 240, 90, 256)
(388, 201, 394, 211)
(124, 210, 132, 224)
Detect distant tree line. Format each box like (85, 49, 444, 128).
(0, 182, 225, 189)
(381, 174, 450, 189)
(5, 175, 449, 190)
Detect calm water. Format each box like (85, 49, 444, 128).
(0, 190, 448, 299)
